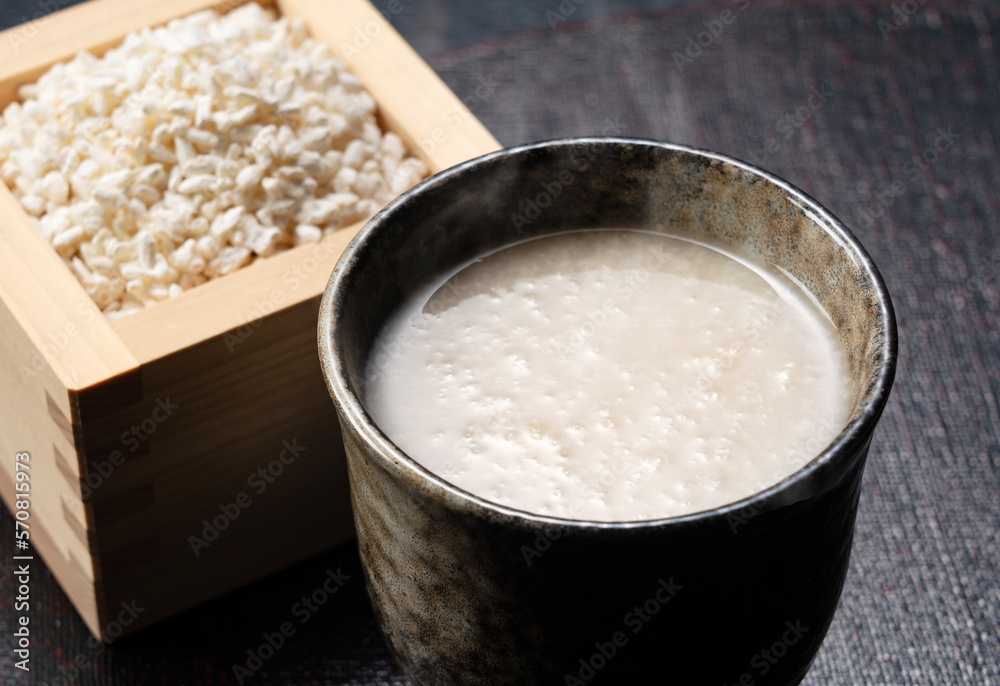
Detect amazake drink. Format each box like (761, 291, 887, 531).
(364, 230, 851, 521)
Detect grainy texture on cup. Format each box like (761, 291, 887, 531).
(0, 2, 427, 318)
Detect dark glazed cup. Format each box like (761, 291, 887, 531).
(318, 138, 897, 686)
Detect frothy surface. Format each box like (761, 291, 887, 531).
(364, 230, 851, 521)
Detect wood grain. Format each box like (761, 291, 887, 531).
(0, 184, 134, 639)
(0, 0, 498, 640)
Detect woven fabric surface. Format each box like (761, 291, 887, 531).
(1, 1, 998, 684)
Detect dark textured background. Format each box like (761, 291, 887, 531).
(1, 0, 998, 684)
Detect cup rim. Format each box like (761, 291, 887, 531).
(318, 136, 898, 532)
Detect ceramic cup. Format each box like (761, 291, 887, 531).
(318, 138, 897, 686)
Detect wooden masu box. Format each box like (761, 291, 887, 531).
(0, 0, 498, 639)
